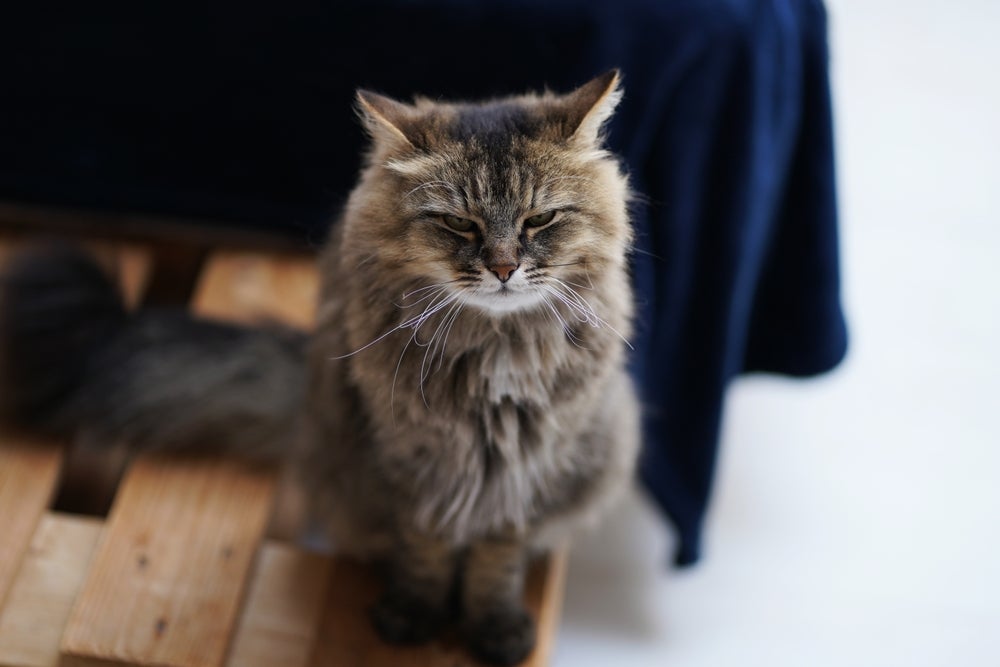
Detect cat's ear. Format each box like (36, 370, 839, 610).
(558, 69, 623, 144)
(356, 90, 418, 149)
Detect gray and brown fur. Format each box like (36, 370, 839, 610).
(0, 71, 640, 666)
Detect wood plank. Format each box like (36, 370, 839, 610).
(0, 514, 103, 667)
(59, 458, 275, 667)
(0, 441, 63, 611)
(0, 523, 567, 667)
(523, 549, 568, 667)
(225, 544, 331, 667)
(0, 520, 329, 667)
(190, 250, 318, 541)
(191, 251, 317, 329)
(58, 251, 314, 667)
(307, 550, 568, 667)
(82, 242, 152, 310)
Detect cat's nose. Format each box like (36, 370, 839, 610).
(489, 263, 520, 283)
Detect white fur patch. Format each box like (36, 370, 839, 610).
(460, 274, 546, 315)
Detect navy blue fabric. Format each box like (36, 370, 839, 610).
(1, 0, 847, 565)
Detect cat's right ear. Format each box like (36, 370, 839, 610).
(356, 90, 418, 149)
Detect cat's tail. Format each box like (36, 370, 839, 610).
(0, 244, 306, 461)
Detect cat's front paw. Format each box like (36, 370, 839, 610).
(370, 590, 448, 645)
(463, 607, 536, 666)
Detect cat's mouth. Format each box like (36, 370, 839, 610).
(461, 282, 545, 315)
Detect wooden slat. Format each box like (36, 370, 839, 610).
(0, 441, 63, 611)
(308, 550, 568, 667)
(7, 246, 569, 667)
(0, 238, 149, 524)
(83, 242, 152, 310)
(225, 544, 332, 667)
(522, 549, 568, 667)
(192, 250, 318, 541)
(0, 516, 330, 667)
(0, 514, 103, 667)
(59, 459, 275, 667)
(191, 251, 317, 329)
(0, 518, 567, 667)
(59, 251, 314, 667)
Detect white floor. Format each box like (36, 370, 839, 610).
(555, 2, 1000, 665)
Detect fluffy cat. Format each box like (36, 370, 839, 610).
(0, 70, 639, 665)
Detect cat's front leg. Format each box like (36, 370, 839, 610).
(461, 536, 536, 666)
(371, 525, 457, 645)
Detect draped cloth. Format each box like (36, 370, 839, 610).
(1, 0, 847, 565)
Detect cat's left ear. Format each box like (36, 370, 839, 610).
(559, 69, 623, 145)
(356, 90, 419, 149)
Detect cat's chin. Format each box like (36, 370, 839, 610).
(461, 289, 546, 316)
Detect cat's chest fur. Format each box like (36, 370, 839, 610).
(367, 316, 611, 539)
(461, 329, 566, 405)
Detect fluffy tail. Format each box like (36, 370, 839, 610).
(0, 244, 306, 460)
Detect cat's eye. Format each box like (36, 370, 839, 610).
(442, 215, 474, 232)
(524, 211, 557, 228)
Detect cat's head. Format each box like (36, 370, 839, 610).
(346, 71, 631, 317)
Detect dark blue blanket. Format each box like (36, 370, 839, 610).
(1, 0, 847, 565)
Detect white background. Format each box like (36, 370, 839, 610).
(556, 1, 1000, 665)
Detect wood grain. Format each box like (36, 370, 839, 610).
(225, 543, 331, 667)
(0, 441, 63, 611)
(0, 514, 103, 667)
(58, 458, 275, 667)
(57, 251, 319, 667)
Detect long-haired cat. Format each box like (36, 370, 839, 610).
(0, 70, 639, 666)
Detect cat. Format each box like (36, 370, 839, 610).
(0, 70, 640, 666)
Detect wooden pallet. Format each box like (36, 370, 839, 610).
(0, 241, 567, 667)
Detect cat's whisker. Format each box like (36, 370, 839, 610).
(435, 298, 466, 373)
(394, 286, 445, 310)
(541, 282, 633, 350)
(332, 290, 456, 360)
(556, 284, 634, 350)
(398, 291, 463, 413)
(540, 285, 598, 326)
(557, 277, 594, 291)
(536, 291, 575, 338)
(418, 298, 463, 404)
(550, 280, 597, 314)
(401, 280, 459, 300)
(539, 297, 583, 350)
(400, 291, 457, 329)
(390, 328, 419, 425)
(536, 260, 587, 270)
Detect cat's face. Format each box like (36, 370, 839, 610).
(348, 72, 631, 318)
